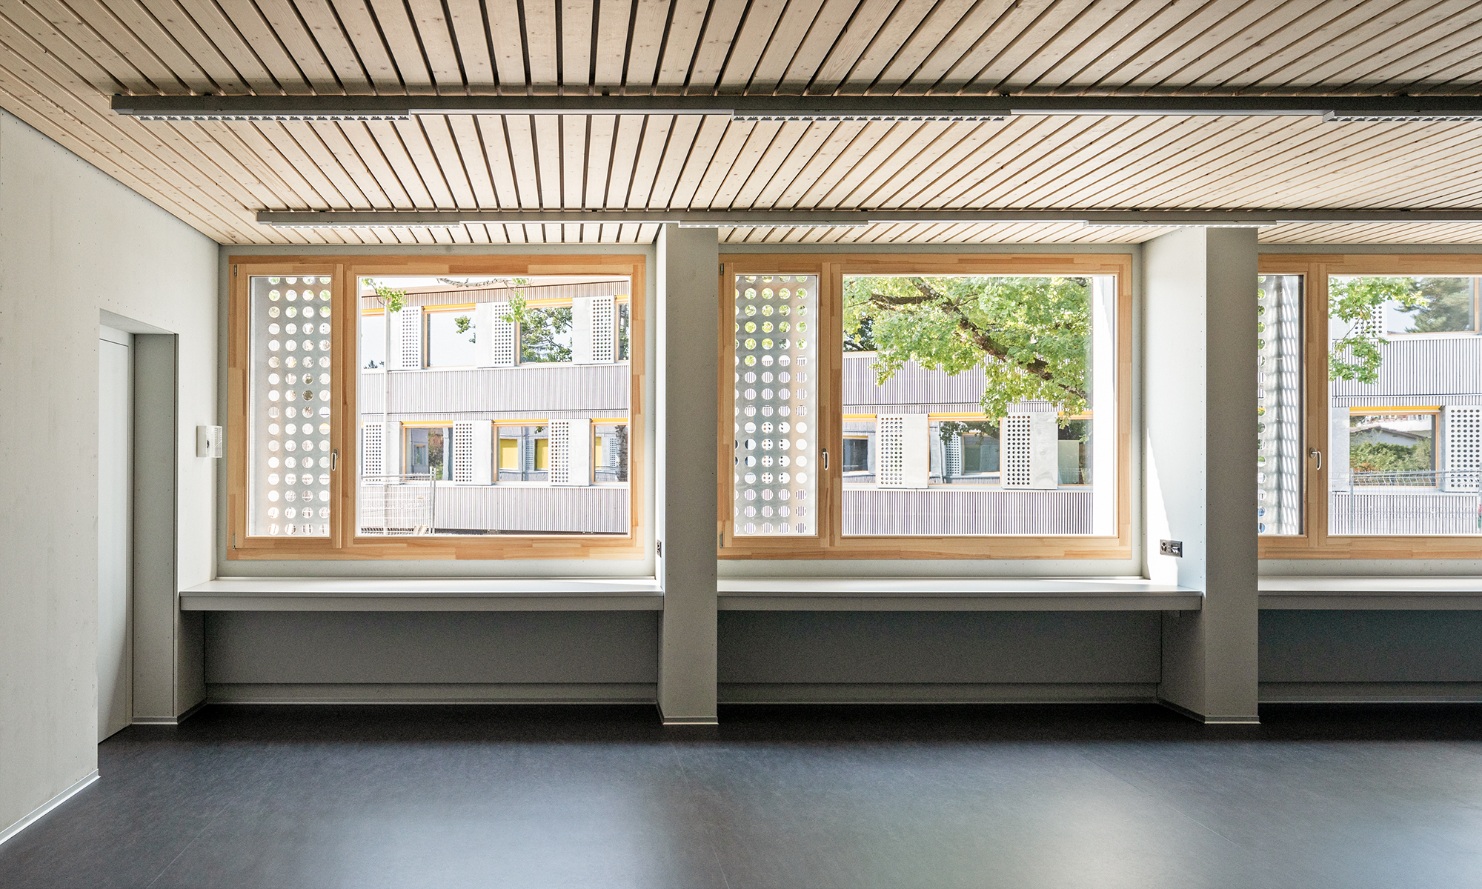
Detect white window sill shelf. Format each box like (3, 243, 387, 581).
(180, 577, 663, 612)
(718, 578, 1201, 612)
(1260, 576, 1482, 610)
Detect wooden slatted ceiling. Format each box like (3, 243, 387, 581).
(3, 0, 1482, 246)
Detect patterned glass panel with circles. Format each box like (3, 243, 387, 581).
(732, 275, 818, 536)
(248, 275, 335, 537)
(1257, 274, 1303, 536)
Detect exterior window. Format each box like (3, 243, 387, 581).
(228, 256, 644, 558)
(1259, 257, 1482, 558)
(720, 255, 1131, 559)
(426, 309, 478, 367)
(404, 426, 448, 479)
(497, 425, 549, 481)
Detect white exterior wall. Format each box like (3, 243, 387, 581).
(0, 112, 217, 836)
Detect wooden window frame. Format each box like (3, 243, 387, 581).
(228, 254, 646, 560)
(717, 253, 1133, 560)
(1259, 253, 1482, 560)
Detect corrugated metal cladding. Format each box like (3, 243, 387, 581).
(1328, 492, 1482, 536)
(432, 485, 628, 534)
(362, 364, 628, 416)
(1331, 337, 1482, 400)
(361, 281, 630, 311)
(843, 354, 1059, 415)
(842, 489, 1093, 536)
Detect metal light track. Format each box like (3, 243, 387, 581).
(255, 209, 1482, 229)
(114, 93, 1482, 122)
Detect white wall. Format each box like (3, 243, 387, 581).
(0, 112, 217, 835)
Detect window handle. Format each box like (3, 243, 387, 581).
(331, 449, 339, 472)
(822, 448, 829, 471)
(1309, 448, 1321, 471)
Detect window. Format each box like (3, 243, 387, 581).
(228, 256, 645, 559)
(1259, 256, 1482, 558)
(718, 255, 1131, 559)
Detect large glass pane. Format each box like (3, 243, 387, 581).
(356, 275, 631, 536)
(1258, 274, 1303, 536)
(247, 274, 334, 538)
(839, 274, 1115, 536)
(1328, 274, 1482, 535)
(731, 274, 818, 537)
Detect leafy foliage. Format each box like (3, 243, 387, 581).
(844, 275, 1092, 418)
(1328, 276, 1425, 383)
(362, 278, 406, 313)
(507, 296, 573, 363)
(1350, 440, 1433, 474)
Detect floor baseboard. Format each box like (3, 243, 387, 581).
(0, 771, 99, 849)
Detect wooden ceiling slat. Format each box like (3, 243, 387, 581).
(940, 117, 1107, 207)
(820, 120, 952, 209)
(302, 121, 394, 207)
(645, 115, 704, 209)
(584, 114, 617, 208)
(394, 118, 457, 205)
(709, 120, 785, 208)
(168, 0, 283, 91)
(623, 1, 671, 90)
(485, 0, 528, 86)
(659, 114, 725, 209)
(171, 122, 286, 210)
(69, 0, 219, 93)
(775, 0, 862, 92)
(729, 120, 808, 207)
(1002, 116, 1205, 208)
(866, 121, 1008, 209)
(494, 114, 542, 204)
(1195, 0, 1394, 90)
(364, 0, 436, 91)
(418, 116, 477, 206)
(528, 114, 560, 207)
(605, 115, 645, 208)
(364, 119, 435, 205)
(716, 0, 790, 91)
(560, 1, 593, 89)
(475, 116, 521, 206)
(830, 2, 937, 91)
(4, 2, 133, 94)
(561, 115, 588, 208)
(131, 0, 259, 93)
(445, 0, 495, 89)
(684, 0, 748, 90)
(257, 121, 356, 206)
(684, 120, 756, 208)
(743, 121, 840, 207)
(655, 0, 713, 90)
(446, 116, 497, 205)
(220, 120, 343, 209)
(745, 0, 827, 93)
(1259, 1, 1470, 90)
(522, 0, 559, 87)
(1018, 0, 1192, 90)
(26, 0, 185, 93)
(865, 0, 984, 90)
(1358, 21, 1482, 92)
(0, 72, 267, 242)
(247, 0, 345, 92)
(924, 0, 1067, 91)
(1115, 0, 1292, 92)
(804, 0, 899, 93)
(1072, 0, 1239, 91)
(958, 0, 1104, 92)
(773, 121, 868, 207)
(289, 0, 374, 93)
(790, 120, 903, 208)
(621, 116, 670, 208)
(591, 0, 633, 90)
(333, 122, 416, 206)
(1302, 10, 1482, 92)
(404, 0, 464, 90)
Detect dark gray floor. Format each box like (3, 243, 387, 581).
(2, 704, 1481, 888)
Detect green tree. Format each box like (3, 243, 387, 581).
(844, 275, 1091, 418)
(1328, 276, 1425, 383)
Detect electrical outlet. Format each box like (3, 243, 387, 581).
(1159, 539, 1183, 558)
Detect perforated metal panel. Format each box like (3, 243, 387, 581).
(548, 421, 571, 486)
(247, 274, 334, 537)
(574, 295, 616, 364)
(877, 416, 906, 487)
(452, 422, 475, 483)
(391, 306, 423, 369)
(732, 274, 818, 536)
(361, 423, 384, 478)
(1444, 406, 1482, 492)
(1001, 414, 1033, 488)
(1258, 274, 1303, 534)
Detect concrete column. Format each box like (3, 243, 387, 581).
(1144, 227, 1260, 723)
(655, 225, 719, 724)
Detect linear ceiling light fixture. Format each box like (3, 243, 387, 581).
(256, 209, 1482, 230)
(113, 94, 1482, 122)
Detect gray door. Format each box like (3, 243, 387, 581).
(99, 328, 133, 741)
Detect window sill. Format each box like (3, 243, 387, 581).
(1260, 576, 1482, 610)
(718, 577, 1201, 612)
(180, 577, 663, 612)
